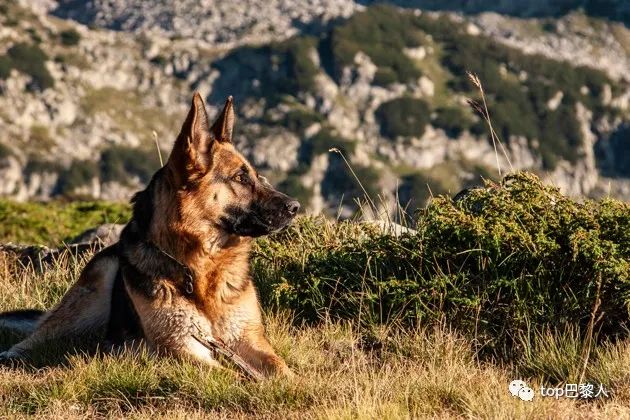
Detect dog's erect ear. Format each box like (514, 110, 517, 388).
(210, 96, 235, 143)
(167, 92, 213, 184)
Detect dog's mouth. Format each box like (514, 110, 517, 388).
(220, 205, 298, 238)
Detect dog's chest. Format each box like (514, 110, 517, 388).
(202, 281, 260, 345)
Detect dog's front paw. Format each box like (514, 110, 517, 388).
(0, 349, 26, 367)
(266, 358, 295, 379)
(279, 364, 296, 380)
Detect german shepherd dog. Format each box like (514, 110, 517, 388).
(0, 94, 299, 377)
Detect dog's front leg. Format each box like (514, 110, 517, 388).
(234, 324, 293, 378)
(139, 310, 222, 368)
(125, 283, 222, 368)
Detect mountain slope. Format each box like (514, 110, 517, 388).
(0, 1, 628, 216)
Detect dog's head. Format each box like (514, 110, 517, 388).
(154, 93, 299, 238)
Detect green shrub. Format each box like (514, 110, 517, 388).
(0, 56, 12, 80)
(254, 172, 630, 359)
(281, 37, 319, 94)
(373, 67, 398, 86)
(280, 108, 323, 134)
(397, 172, 449, 215)
(60, 29, 81, 46)
(7, 43, 54, 91)
(55, 160, 98, 196)
(99, 146, 161, 185)
(149, 55, 167, 66)
(321, 156, 381, 208)
(538, 103, 583, 168)
(597, 124, 630, 177)
(310, 128, 355, 155)
(330, 4, 424, 84)
(541, 21, 557, 32)
(0, 143, 12, 159)
(212, 36, 319, 104)
(262, 36, 320, 96)
(29, 124, 54, 147)
(410, 11, 615, 168)
(26, 28, 42, 44)
(298, 128, 355, 165)
(24, 159, 63, 175)
(375, 97, 430, 139)
(433, 106, 472, 138)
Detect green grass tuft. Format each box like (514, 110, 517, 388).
(0, 200, 130, 245)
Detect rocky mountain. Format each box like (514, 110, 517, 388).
(50, 0, 358, 49)
(365, 0, 630, 24)
(0, 0, 628, 218)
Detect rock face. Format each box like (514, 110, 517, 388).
(368, 0, 630, 24)
(0, 1, 629, 217)
(473, 12, 630, 82)
(51, 0, 359, 48)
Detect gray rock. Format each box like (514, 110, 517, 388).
(69, 223, 125, 247)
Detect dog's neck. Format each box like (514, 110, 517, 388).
(149, 219, 249, 266)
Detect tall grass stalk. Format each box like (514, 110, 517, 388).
(466, 71, 514, 177)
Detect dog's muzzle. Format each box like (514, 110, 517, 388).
(221, 194, 300, 237)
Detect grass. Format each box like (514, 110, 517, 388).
(0, 200, 130, 245)
(0, 173, 629, 417)
(1, 250, 630, 417)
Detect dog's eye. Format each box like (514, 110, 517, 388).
(233, 172, 250, 184)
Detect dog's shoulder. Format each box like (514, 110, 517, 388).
(75, 243, 121, 290)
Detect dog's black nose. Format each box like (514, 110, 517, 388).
(286, 200, 300, 215)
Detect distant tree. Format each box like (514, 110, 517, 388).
(7, 43, 54, 91)
(597, 124, 630, 177)
(280, 108, 323, 134)
(0, 143, 12, 159)
(375, 97, 430, 140)
(433, 106, 472, 138)
(322, 155, 381, 209)
(0, 56, 12, 80)
(55, 160, 98, 196)
(99, 146, 161, 185)
(330, 5, 424, 85)
(60, 29, 81, 46)
(397, 172, 448, 215)
(298, 128, 355, 165)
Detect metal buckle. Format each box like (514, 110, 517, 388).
(184, 269, 194, 294)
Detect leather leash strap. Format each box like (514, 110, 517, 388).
(191, 323, 264, 381)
